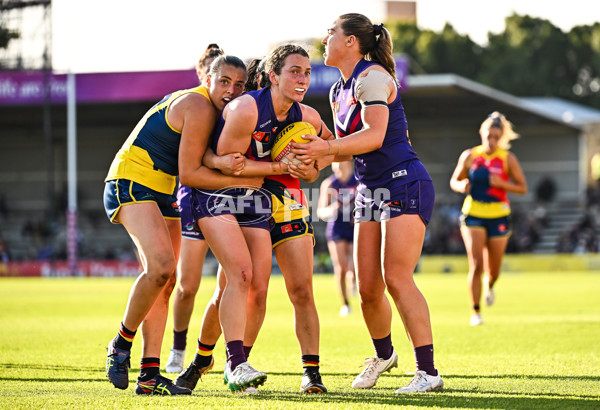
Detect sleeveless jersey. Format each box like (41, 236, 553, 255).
(106, 86, 211, 194)
(330, 59, 430, 189)
(242, 88, 304, 190)
(461, 145, 511, 218)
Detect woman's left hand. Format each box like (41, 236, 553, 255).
(290, 134, 330, 161)
(288, 159, 317, 181)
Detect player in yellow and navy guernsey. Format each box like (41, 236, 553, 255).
(166, 44, 225, 376)
(103, 55, 257, 395)
(450, 111, 527, 326)
(291, 13, 443, 394)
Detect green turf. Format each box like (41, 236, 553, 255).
(0, 271, 599, 408)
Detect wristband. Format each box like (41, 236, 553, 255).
(328, 140, 332, 155)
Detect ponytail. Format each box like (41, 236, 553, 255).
(338, 13, 397, 82)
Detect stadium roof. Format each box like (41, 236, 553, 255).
(407, 74, 600, 131)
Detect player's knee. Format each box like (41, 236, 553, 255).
(177, 281, 200, 299)
(160, 275, 177, 299)
(357, 285, 380, 305)
(288, 286, 313, 307)
(229, 267, 253, 289)
(147, 254, 177, 287)
(248, 287, 268, 310)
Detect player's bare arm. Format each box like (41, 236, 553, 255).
(218, 95, 288, 177)
(176, 94, 261, 189)
(449, 148, 473, 194)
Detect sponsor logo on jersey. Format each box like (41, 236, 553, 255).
(392, 169, 407, 178)
(252, 131, 269, 142)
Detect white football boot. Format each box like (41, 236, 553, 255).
(351, 350, 398, 388)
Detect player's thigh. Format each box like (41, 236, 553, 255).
(382, 214, 424, 280)
(460, 225, 487, 263)
(119, 202, 177, 272)
(354, 221, 384, 292)
(486, 236, 509, 272)
(198, 215, 251, 278)
(241, 226, 272, 292)
(275, 235, 315, 291)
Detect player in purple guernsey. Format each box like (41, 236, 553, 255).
(214, 44, 334, 393)
(292, 13, 443, 394)
(177, 47, 333, 394)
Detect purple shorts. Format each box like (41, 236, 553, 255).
(190, 187, 273, 231)
(354, 179, 435, 225)
(177, 184, 205, 240)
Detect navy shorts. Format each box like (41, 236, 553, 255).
(177, 184, 205, 240)
(103, 179, 180, 223)
(190, 187, 272, 231)
(354, 179, 435, 225)
(460, 214, 512, 238)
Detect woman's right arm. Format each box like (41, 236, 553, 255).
(316, 177, 337, 221)
(177, 94, 262, 189)
(450, 149, 472, 194)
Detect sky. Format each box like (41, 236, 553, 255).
(48, 0, 599, 73)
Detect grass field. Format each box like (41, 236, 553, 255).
(1, 270, 599, 409)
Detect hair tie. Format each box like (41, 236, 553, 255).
(373, 23, 384, 36)
(487, 113, 503, 128)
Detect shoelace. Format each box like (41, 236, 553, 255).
(405, 372, 426, 388)
(109, 351, 130, 370)
(359, 357, 382, 376)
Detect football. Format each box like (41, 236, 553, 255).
(271, 121, 316, 165)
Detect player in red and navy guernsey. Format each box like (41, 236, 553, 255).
(450, 112, 527, 327)
(292, 13, 443, 394)
(179, 44, 335, 394)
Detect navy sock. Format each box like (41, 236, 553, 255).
(302, 355, 320, 372)
(193, 340, 215, 367)
(173, 328, 188, 350)
(226, 340, 245, 371)
(139, 357, 160, 381)
(414, 344, 437, 376)
(243, 345, 253, 361)
(372, 334, 393, 360)
(114, 322, 136, 350)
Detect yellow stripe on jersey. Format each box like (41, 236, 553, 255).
(462, 195, 511, 218)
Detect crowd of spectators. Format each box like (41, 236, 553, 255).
(555, 181, 600, 253)
(422, 201, 548, 255)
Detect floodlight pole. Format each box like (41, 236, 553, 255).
(66, 71, 78, 276)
